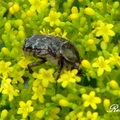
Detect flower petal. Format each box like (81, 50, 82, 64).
(97, 67, 104, 76)
(91, 103, 97, 109)
(94, 97, 101, 103)
(84, 101, 90, 107)
(108, 30, 115, 36)
(104, 65, 111, 72)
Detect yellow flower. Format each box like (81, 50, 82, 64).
(0, 77, 11, 92)
(82, 91, 101, 109)
(109, 53, 120, 66)
(0, 77, 19, 101)
(86, 39, 97, 51)
(77, 112, 84, 120)
(1, 83, 19, 101)
(32, 78, 41, 87)
(95, 21, 115, 42)
(29, 0, 48, 13)
(18, 57, 31, 69)
(57, 69, 81, 88)
(32, 85, 46, 103)
(83, 33, 99, 52)
(40, 27, 67, 38)
(10, 70, 24, 84)
(33, 68, 55, 87)
(77, 111, 98, 120)
(92, 56, 111, 76)
(17, 100, 34, 118)
(44, 10, 61, 27)
(0, 60, 12, 78)
(85, 111, 98, 120)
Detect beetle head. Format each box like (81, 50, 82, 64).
(23, 35, 39, 52)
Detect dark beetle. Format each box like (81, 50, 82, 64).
(23, 34, 81, 79)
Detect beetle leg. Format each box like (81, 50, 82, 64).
(27, 59, 46, 73)
(56, 59, 64, 80)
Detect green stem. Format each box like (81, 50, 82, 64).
(0, 1, 9, 9)
(102, 0, 108, 15)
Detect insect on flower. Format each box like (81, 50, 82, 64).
(23, 34, 81, 79)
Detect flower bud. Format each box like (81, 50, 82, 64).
(14, 20, 23, 26)
(109, 80, 119, 89)
(19, 25, 24, 31)
(9, 7, 15, 14)
(79, 88, 86, 94)
(17, 30, 25, 39)
(36, 110, 44, 118)
(87, 39, 94, 46)
(96, 2, 103, 10)
(59, 99, 69, 107)
(26, 10, 34, 17)
(77, 111, 83, 118)
(69, 13, 79, 20)
(113, 1, 119, 9)
(80, 17, 86, 26)
(84, 7, 95, 16)
(55, 27, 61, 34)
(5, 22, 11, 32)
(1, 109, 8, 119)
(81, 60, 91, 68)
(13, 3, 20, 12)
(103, 99, 110, 108)
(71, 6, 78, 13)
(1, 47, 10, 55)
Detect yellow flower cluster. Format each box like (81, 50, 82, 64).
(32, 68, 55, 102)
(0, 77, 19, 101)
(29, 0, 48, 13)
(9, 3, 20, 14)
(77, 111, 98, 120)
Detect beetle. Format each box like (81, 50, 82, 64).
(23, 34, 81, 79)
